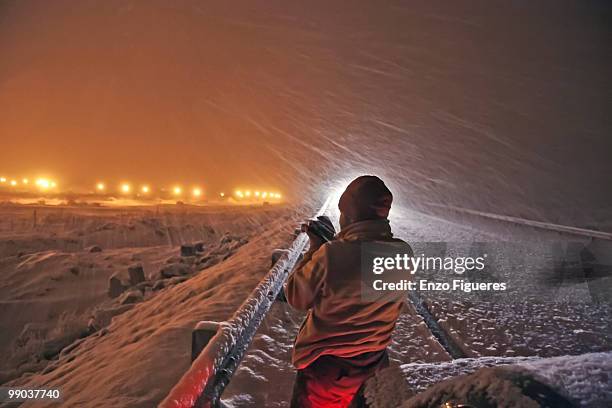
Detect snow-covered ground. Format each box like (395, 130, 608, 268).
(0, 203, 301, 407)
(222, 205, 612, 406)
(0, 200, 610, 407)
(1, 200, 610, 407)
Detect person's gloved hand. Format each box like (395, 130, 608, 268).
(304, 221, 326, 251)
(301, 216, 335, 251)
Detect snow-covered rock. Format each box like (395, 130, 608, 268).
(159, 263, 191, 278)
(119, 289, 144, 305)
(364, 353, 612, 408)
(180, 244, 196, 257)
(127, 264, 145, 285)
(108, 274, 128, 298)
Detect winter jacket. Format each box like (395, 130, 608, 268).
(286, 218, 412, 369)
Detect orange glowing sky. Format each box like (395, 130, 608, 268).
(1, 1, 610, 217)
(0, 1, 346, 193)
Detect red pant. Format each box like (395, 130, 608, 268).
(290, 350, 389, 408)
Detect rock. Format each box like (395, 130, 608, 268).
(136, 281, 152, 291)
(401, 366, 577, 408)
(194, 242, 205, 252)
(200, 256, 221, 269)
(167, 276, 189, 286)
(69, 266, 80, 276)
(160, 263, 191, 278)
(221, 234, 232, 244)
(127, 264, 145, 285)
(90, 304, 135, 330)
(87, 245, 103, 253)
(166, 256, 181, 264)
(152, 280, 166, 291)
(198, 255, 212, 265)
(180, 256, 197, 265)
(119, 289, 144, 305)
(180, 244, 196, 257)
(108, 274, 127, 298)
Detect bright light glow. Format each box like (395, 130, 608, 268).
(36, 178, 51, 189)
(96, 182, 105, 191)
(141, 185, 150, 193)
(220, 192, 225, 197)
(192, 187, 202, 197)
(173, 186, 182, 195)
(10, 180, 17, 186)
(229, 189, 282, 200)
(22, 178, 29, 184)
(50, 181, 56, 188)
(121, 184, 131, 193)
(0, 177, 6, 183)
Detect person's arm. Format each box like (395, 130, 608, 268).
(285, 244, 327, 311)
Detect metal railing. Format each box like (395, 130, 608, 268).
(425, 203, 612, 241)
(160, 196, 332, 408)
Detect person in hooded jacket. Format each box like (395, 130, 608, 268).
(286, 175, 413, 408)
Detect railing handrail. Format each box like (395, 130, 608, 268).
(160, 196, 333, 408)
(424, 203, 612, 241)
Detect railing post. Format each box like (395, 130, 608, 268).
(192, 322, 221, 362)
